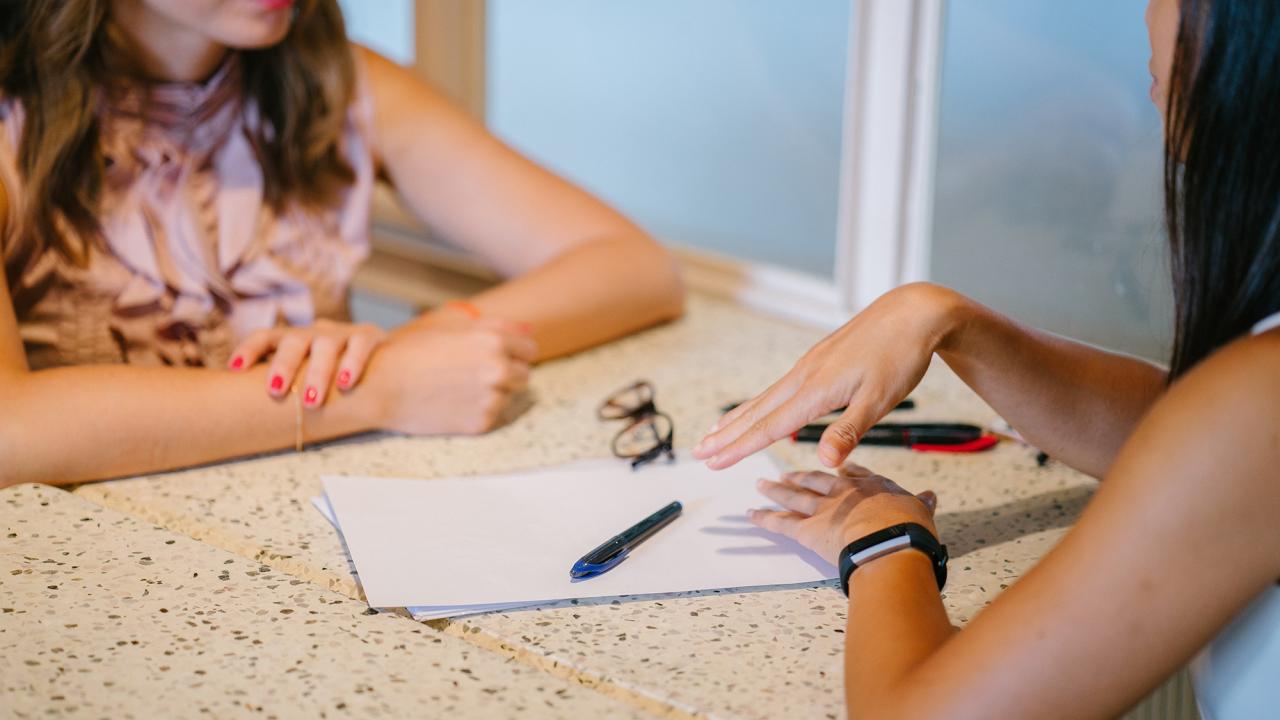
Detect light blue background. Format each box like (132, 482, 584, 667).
(338, 0, 414, 65)
(485, 0, 851, 279)
(930, 0, 1171, 359)
(339, 1, 1173, 358)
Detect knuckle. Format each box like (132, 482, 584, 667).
(828, 422, 861, 446)
(483, 389, 506, 413)
(483, 360, 509, 385)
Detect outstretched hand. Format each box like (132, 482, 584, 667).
(693, 283, 962, 470)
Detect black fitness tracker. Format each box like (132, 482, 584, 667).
(838, 522, 948, 596)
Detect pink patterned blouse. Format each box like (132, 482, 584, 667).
(0, 52, 376, 369)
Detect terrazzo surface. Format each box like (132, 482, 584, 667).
(69, 294, 1098, 719)
(0, 483, 652, 719)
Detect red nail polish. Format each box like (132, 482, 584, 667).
(304, 386, 318, 406)
(270, 375, 284, 392)
(337, 369, 352, 388)
(230, 355, 244, 370)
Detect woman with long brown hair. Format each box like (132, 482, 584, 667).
(0, 1, 684, 486)
(695, 0, 1278, 717)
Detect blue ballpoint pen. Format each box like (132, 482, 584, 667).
(569, 501, 683, 579)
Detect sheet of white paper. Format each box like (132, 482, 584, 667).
(310, 495, 536, 619)
(321, 455, 835, 609)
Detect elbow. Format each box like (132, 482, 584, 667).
(0, 373, 31, 489)
(634, 235, 687, 323)
(0, 400, 19, 490)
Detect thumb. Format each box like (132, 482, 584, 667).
(817, 402, 874, 468)
(916, 490, 938, 515)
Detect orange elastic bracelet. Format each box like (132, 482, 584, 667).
(444, 299, 482, 320)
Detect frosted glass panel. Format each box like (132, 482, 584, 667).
(930, 0, 1172, 360)
(487, 0, 851, 279)
(337, 0, 414, 65)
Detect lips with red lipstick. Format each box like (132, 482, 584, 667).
(256, 0, 295, 11)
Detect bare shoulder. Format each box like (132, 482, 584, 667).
(349, 42, 485, 175)
(1137, 329, 1280, 503)
(352, 43, 448, 109)
(1171, 329, 1280, 421)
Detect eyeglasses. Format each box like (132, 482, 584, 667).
(598, 380, 675, 470)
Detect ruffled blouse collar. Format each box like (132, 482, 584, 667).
(101, 54, 244, 156)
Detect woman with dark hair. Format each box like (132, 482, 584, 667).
(0, 1, 684, 486)
(694, 0, 1277, 717)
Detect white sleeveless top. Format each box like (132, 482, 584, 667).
(1189, 311, 1280, 720)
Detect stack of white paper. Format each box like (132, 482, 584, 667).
(317, 455, 835, 619)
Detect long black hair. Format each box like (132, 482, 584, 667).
(1166, 0, 1280, 378)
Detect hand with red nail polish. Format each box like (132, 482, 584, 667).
(362, 321, 538, 436)
(228, 320, 389, 407)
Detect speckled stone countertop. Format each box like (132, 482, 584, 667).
(0, 483, 654, 719)
(69, 294, 1097, 719)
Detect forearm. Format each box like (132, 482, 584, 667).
(0, 364, 379, 487)
(936, 292, 1166, 478)
(845, 551, 954, 719)
(466, 235, 684, 360)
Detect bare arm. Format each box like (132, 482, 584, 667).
(936, 291, 1167, 478)
(697, 283, 1166, 479)
(0, 361, 378, 487)
(0, 186, 387, 486)
(360, 46, 685, 360)
(751, 331, 1280, 719)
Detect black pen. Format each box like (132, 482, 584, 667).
(569, 501, 682, 579)
(793, 422, 998, 453)
(720, 398, 915, 414)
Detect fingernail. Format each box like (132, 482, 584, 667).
(229, 355, 244, 370)
(337, 369, 352, 388)
(304, 386, 318, 406)
(692, 440, 706, 455)
(270, 375, 284, 393)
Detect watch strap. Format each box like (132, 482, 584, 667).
(838, 522, 947, 596)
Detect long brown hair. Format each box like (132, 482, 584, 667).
(1164, 0, 1280, 378)
(0, 0, 355, 266)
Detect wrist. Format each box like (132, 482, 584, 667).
(919, 283, 972, 355)
(838, 521, 948, 595)
(849, 544, 939, 590)
(839, 497, 937, 547)
(405, 300, 481, 334)
(333, 356, 392, 434)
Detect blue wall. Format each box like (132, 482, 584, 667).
(930, 0, 1171, 358)
(338, 0, 414, 65)
(486, 0, 852, 279)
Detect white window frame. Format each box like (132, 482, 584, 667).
(838, 0, 944, 312)
(355, 0, 947, 328)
